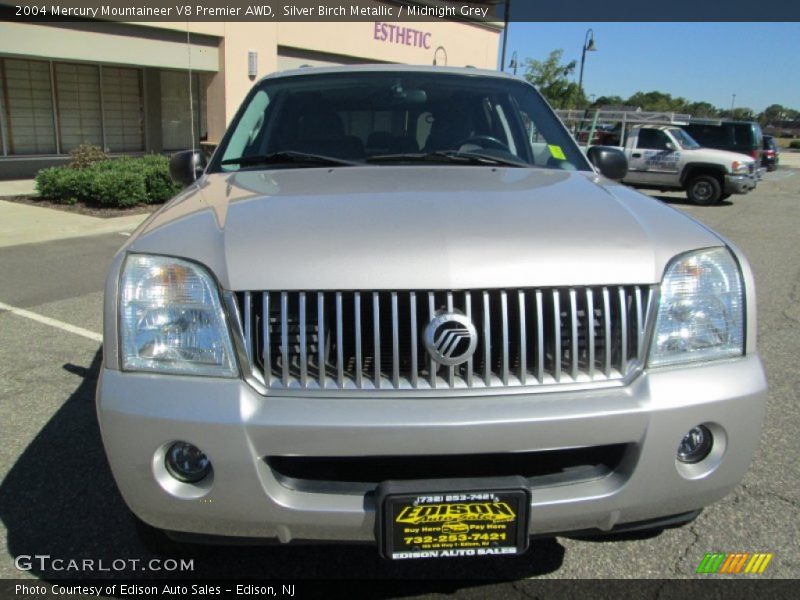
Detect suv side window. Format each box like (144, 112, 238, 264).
(733, 124, 751, 146)
(686, 125, 730, 145)
(637, 129, 670, 150)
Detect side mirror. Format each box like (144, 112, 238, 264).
(587, 146, 628, 181)
(169, 150, 207, 187)
(665, 142, 677, 151)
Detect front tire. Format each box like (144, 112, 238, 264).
(687, 175, 722, 205)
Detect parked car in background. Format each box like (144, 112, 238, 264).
(762, 135, 780, 171)
(683, 120, 764, 175)
(615, 124, 757, 205)
(576, 124, 618, 146)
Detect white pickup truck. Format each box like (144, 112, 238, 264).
(616, 125, 757, 205)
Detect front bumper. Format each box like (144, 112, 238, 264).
(96, 355, 767, 543)
(724, 174, 757, 194)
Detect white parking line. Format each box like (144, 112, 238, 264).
(119, 232, 131, 237)
(0, 300, 102, 342)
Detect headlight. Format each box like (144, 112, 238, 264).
(649, 247, 744, 367)
(731, 161, 751, 174)
(119, 254, 237, 377)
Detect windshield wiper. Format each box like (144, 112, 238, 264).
(220, 151, 359, 168)
(366, 150, 529, 168)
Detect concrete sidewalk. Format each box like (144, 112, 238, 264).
(0, 179, 37, 197)
(0, 200, 150, 249)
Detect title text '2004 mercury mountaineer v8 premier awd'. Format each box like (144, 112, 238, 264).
(97, 66, 767, 561)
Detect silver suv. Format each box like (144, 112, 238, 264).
(97, 66, 767, 561)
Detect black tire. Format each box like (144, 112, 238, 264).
(767, 164, 777, 172)
(719, 193, 732, 201)
(687, 175, 722, 205)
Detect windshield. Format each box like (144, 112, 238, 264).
(670, 128, 701, 150)
(210, 71, 591, 172)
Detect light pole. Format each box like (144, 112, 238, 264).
(577, 28, 597, 100)
(730, 93, 736, 113)
(500, 0, 512, 71)
(508, 51, 518, 75)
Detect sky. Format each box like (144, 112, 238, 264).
(500, 22, 800, 113)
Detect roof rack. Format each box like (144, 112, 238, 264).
(555, 109, 693, 148)
(556, 109, 691, 126)
(685, 117, 725, 126)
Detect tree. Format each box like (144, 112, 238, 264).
(522, 50, 586, 109)
(687, 101, 719, 118)
(626, 91, 686, 112)
(720, 107, 756, 120)
(592, 95, 625, 108)
(757, 104, 799, 126)
(758, 104, 785, 126)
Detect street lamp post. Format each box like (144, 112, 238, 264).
(508, 51, 518, 75)
(577, 29, 597, 100)
(500, 0, 512, 71)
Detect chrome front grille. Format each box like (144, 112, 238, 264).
(233, 286, 655, 392)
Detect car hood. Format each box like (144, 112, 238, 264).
(692, 147, 756, 164)
(128, 166, 722, 290)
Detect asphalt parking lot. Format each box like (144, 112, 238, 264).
(0, 168, 797, 592)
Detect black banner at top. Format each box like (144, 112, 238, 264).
(1, 0, 799, 22)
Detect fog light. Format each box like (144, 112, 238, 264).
(677, 426, 713, 463)
(165, 441, 211, 483)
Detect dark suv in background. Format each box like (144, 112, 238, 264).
(762, 135, 780, 172)
(684, 120, 764, 174)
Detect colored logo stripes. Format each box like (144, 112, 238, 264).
(696, 552, 773, 574)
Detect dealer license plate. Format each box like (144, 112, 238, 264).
(377, 478, 530, 560)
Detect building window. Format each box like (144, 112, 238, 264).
(102, 66, 144, 152)
(160, 71, 207, 151)
(1, 58, 209, 157)
(0, 57, 148, 157)
(0, 58, 57, 155)
(54, 62, 103, 152)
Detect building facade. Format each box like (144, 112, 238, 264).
(0, 14, 501, 178)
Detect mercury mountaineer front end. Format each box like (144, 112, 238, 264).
(96, 66, 767, 560)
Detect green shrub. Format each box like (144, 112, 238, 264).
(35, 167, 86, 203)
(35, 167, 62, 199)
(35, 153, 179, 207)
(138, 154, 182, 203)
(790, 140, 800, 150)
(69, 142, 108, 169)
(88, 170, 148, 207)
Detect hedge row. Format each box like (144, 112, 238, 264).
(790, 140, 800, 150)
(35, 155, 181, 207)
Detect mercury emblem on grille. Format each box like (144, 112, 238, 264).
(423, 312, 478, 366)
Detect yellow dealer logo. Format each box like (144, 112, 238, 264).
(396, 502, 516, 525)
